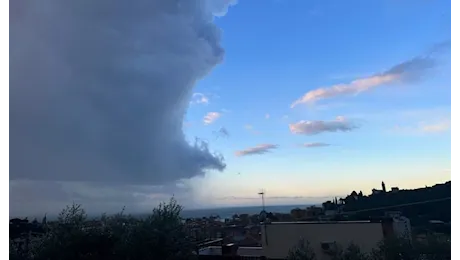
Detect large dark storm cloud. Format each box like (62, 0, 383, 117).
(10, 0, 236, 184)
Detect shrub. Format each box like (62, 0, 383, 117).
(287, 238, 316, 260)
(287, 236, 450, 260)
(11, 198, 196, 260)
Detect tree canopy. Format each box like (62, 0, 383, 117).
(10, 198, 197, 260)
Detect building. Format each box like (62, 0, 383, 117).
(198, 244, 263, 259)
(198, 217, 411, 259)
(371, 188, 383, 195)
(198, 216, 411, 260)
(385, 211, 412, 242)
(260, 221, 386, 259)
(392, 216, 412, 241)
(372, 181, 389, 195)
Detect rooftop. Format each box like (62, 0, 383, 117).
(198, 246, 263, 256)
(267, 220, 375, 225)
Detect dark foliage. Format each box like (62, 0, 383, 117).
(288, 236, 450, 260)
(341, 182, 451, 222)
(10, 198, 197, 260)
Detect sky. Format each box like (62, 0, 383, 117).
(9, 0, 451, 217)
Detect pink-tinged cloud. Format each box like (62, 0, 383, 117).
(301, 142, 331, 148)
(203, 112, 221, 125)
(289, 116, 357, 135)
(290, 53, 445, 107)
(235, 144, 278, 157)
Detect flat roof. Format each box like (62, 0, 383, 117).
(266, 220, 379, 225)
(198, 246, 263, 256)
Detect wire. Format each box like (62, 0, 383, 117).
(340, 197, 451, 215)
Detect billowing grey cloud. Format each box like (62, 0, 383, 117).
(235, 144, 278, 157)
(289, 116, 358, 135)
(9, 179, 197, 218)
(10, 0, 236, 184)
(301, 142, 331, 148)
(291, 41, 450, 107)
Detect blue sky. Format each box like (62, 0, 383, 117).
(8, 0, 451, 216)
(182, 0, 451, 207)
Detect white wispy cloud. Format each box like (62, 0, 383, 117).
(291, 42, 450, 107)
(301, 142, 331, 148)
(393, 119, 451, 134)
(291, 74, 398, 107)
(289, 116, 358, 135)
(235, 144, 278, 157)
(191, 93, 210, 105)
(328, 72, 370, 81)
(265, 113, 270, 119)
(203, 112, 221, 125)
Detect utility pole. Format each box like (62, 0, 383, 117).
(258, 190, 266, 211)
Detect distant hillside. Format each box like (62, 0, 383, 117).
(340, 181, 451, 222)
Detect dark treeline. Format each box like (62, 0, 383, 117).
(322, 181, 451, 223)
(10, 218, 47, 240)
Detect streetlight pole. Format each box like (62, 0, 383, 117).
(258, 190, 265, 211)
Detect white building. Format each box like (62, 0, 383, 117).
(391, 216, 412, 242)
(198, 216, 412, 259)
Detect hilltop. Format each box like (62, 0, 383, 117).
(324, 181, 451, 223)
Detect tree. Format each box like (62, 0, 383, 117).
(414, 234, 451, 260)
(14, 198, 196, 260)
(291, 208, 306, 220)
(331, 243, 370, 260)
(124, 198, 196, 260)
(239, 213, 250, 225)
(322, 200, 337, 211)
(369, 237, 418, 260)
(287, 238, 317, 260)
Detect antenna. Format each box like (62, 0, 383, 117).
(258, 189, 266, 211)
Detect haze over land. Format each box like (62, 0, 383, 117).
(9, 0, 451, 217)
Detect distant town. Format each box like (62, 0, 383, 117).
(10, 181, 451, 259)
